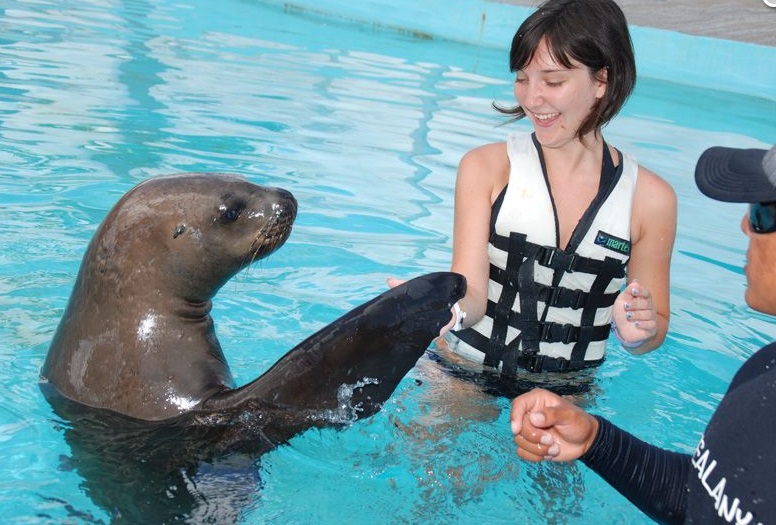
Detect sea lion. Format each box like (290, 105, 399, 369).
(41, 172, 465, 443)
(39, 172, 465, 522)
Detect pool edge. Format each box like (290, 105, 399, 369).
(257, 0, 775, 100)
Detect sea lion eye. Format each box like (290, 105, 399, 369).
(223, 208, 240, 222)
(218, 202, 244, 223)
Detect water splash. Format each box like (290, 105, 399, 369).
(315, 377, 380, 425)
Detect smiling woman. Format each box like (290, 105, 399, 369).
(439, 0, 677, 391)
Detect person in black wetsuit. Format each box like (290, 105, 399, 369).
(509, 143, 776, 524)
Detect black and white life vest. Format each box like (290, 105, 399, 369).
(450, 133, 637, 374)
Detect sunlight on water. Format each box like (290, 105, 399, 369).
(0, 0, 774, 523)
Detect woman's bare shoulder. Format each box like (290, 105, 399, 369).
(460, 142, 508, 171)
(631, 164, 677, 243)
(636, 164, 677, 203)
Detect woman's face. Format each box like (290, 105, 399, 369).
(741, 213, 776, 315)
(513, 36, 607, 149)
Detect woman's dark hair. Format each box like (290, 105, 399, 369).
(494, 0, 636, 139)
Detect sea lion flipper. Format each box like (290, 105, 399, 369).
(206, 272, 466, 423)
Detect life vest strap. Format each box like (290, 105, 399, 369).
(512, 354, 604, 373)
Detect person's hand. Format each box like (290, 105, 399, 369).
(386, 277, 405, 289)
(510, 388, 599, 462)
(386, 276, 458, 337)
(611, 279, 657, 349)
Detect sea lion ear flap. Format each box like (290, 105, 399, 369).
(172, 224, 186, 239)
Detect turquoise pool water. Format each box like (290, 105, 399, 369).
(1, 0, 774, 523)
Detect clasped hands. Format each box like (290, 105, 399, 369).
(509, 388, 599, 463)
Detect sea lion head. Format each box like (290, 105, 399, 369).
(91, 172, 297, 302)
(42, 173, 297, 419)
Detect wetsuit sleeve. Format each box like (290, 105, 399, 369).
(580, 416, 691, 525)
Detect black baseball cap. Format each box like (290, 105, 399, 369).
(695, 144, 776, 203)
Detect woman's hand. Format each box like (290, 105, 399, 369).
(611, 279, 657, 350)
(386, 277, 405, 289)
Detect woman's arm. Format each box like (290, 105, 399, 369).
(449, 142, 509, 329)
(611, 166, 677, 353)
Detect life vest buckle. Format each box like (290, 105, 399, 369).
(515, 354, 573, 373)
(571, 289, 586, 309)
(537, 248, 579, 272)
(540, 322, 577, 344)
(520, 354, 545, 372)
(560, 324, 576, 344)
(538, 247, 555, 267)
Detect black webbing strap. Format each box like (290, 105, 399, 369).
(501, 241, 543, 371)
(513, 354, 604, 373)
(489, 237, 625, 279)
(483, 232, 527, 368)
(489, 266, 619, 309)
(569, 257, 621, 362)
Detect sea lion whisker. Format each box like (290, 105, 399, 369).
(247, 220, 274, 265)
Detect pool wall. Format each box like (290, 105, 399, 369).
(260, 0, 774, 99)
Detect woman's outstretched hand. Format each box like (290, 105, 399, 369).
(386, 277, 405, 289)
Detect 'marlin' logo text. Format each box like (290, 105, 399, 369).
(595, 231, 630, 256)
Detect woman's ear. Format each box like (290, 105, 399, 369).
(595, 67, 608, 99)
